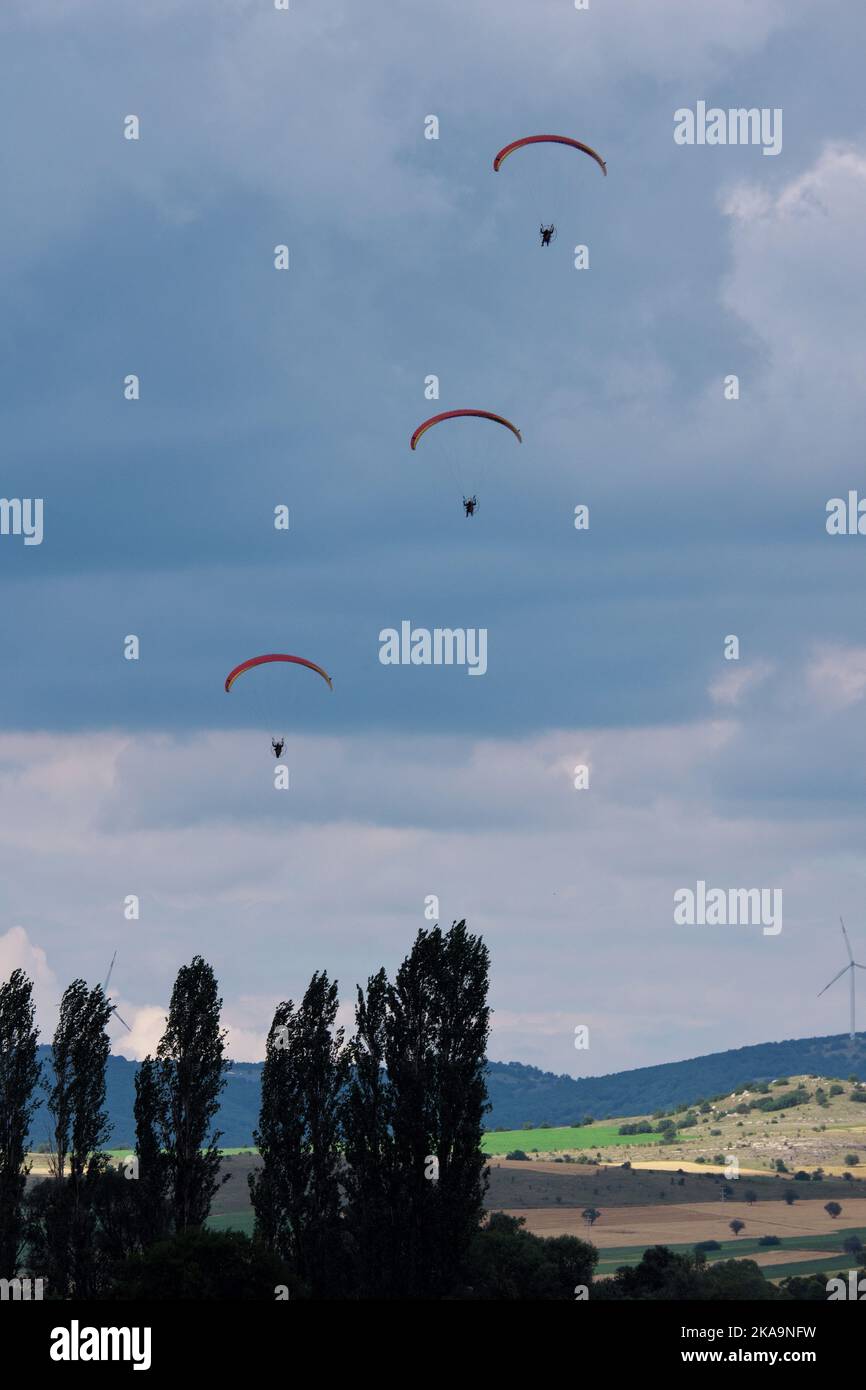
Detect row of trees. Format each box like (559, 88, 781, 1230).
(2, 920, 581, 1299)
(0, 955, 228, 1297)
(248, 920, 492, 1297)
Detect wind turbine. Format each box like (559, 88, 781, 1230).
(817, 918, 866, 1041)
(102, 951, 131, 1032)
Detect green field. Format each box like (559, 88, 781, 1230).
(208, 1209, 255, 1237)
(594, 1226, 866, 1276)
(482, 1124, 661, 1156)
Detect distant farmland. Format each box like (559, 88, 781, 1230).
(482, 1124, 661, 1156)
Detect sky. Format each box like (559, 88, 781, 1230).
(1, 0, 866, 1078)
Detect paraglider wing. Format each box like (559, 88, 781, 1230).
(225, 653, 334, 693)
(410, 409, 523, 451)
(493, 134, 607, 176)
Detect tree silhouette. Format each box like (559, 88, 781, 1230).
(156, 957, 230, 1232)
(0, 969, 41, 1279)
(30, 979, 113, 1296)
(343, 921, 490, 1298)
(250, 971, 348, 1296)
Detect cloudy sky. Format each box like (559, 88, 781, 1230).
(1, 0, 865, 1077)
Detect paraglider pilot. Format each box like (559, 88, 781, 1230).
(463, 495, 478, 518)
(271, 737, 285, 759)
(540, 224, 556, 247)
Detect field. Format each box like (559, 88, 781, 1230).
(482, 1124, 660, 1155)
(482, 1077, 866, 1174)
(23, 1072, 866, 1285)
(507, 1196, 866, 1246)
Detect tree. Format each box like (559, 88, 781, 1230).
(783, 1189, 798, 1206)
(842, 1235, 864, 1257)
(824, 1201, 842, 1220)
(156, 956, 230, 1232)
(49, 979, 113, 1185)
(250, 971, 348, 1297)
(386, 921, 490, 1298)
(743, 1188, 758, 1205)
(133, 1057, 170, 1246)
(729, 1219, 745, 1237)
(582, 1207, 601, 1227)
(341, 966, 396, 1298)
(343, 921, 490, 1299)
(110, 1228, 292, 1300)
(30, 979, 113, 1296)
(0, 969, 42, 1278)
(844, 1153, 859, 1167)
(461, 1213, 597, 1299)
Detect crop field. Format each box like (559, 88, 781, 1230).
(482, 1124, 661, 1155)
(508, 1196, 866, 1248)
(591, 1224, 866, 1274)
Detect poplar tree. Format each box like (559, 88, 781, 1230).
(156, 956, 230, 1232)
(0, 969, 42, 1278)
(344, 921, 491, 1298)
(250, 971, 348, 1295)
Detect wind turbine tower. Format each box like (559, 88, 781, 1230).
(102, 951, 131, 1032)
(817, 918, 866, 1041)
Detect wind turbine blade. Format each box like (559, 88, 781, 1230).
(112, 1009, 132, 1032)
(840, 918, 855, 965)
(103, 951, 117, 993)
(818, 964, 851, 996)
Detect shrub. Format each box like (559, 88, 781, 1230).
(758, 1235, 781, 1247)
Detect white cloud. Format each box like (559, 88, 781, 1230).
(0, 926, 60, 1036)
(709, 662, 773, 707)
(0, 701, 863, 1073)
(721, 145, 866, 392)
(806, 644, 866, 711)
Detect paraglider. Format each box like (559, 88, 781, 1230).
(493, 134, 607, 176)
(493, 135, 606, 245)
(411, 410, 522, 515)
(224, 653, 333, 757)
(224, 653, 334, 693)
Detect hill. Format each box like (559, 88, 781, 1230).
(486, 1035, 866, 1129)
(26, 1034, 866, 1149)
